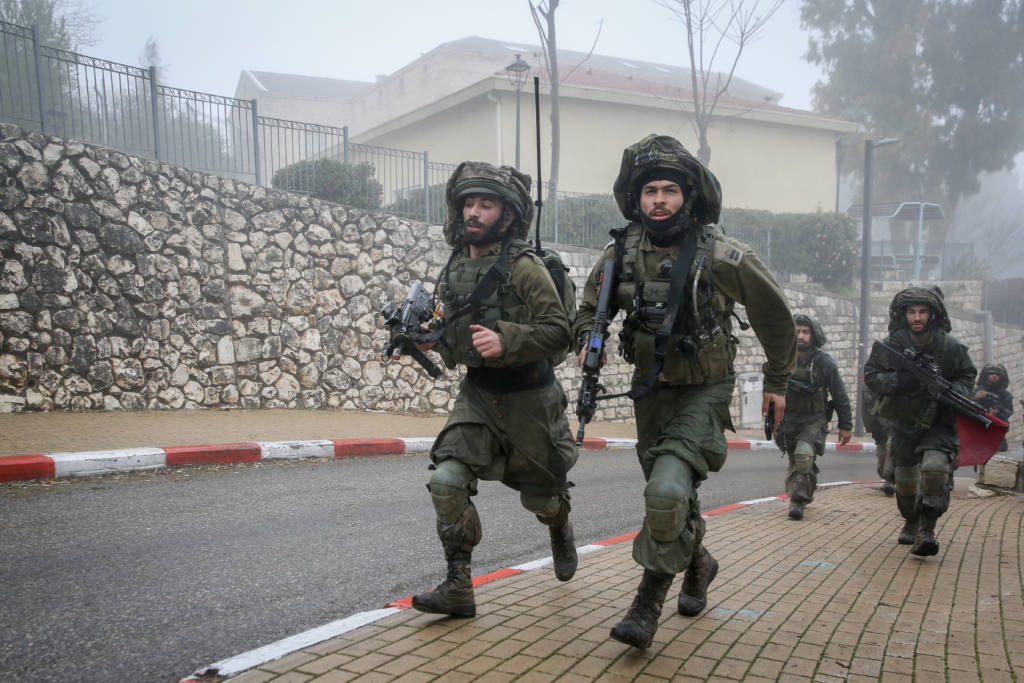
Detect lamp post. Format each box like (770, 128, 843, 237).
(835, 137, 849, 213)
(504, 53, 530, 169)
(855, 137, 900, 436)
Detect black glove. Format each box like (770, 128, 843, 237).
(895, 368, 920, 393)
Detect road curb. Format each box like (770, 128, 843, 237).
(180, 480, 880, 681)
(0, 436, 875, 483)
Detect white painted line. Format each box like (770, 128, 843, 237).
(738, 496, 785, 505)
(748, 441, 778, 450)
(576, 544, 605, 555)
(602, 438, 637, 449)
(200, 607, 402, 678)
(257, 440, 335, 459)
(49, 448, 166, 477)
(818, 480, 853, 488)
(513, 556, 553, 571)
(400, 437, 435, 453)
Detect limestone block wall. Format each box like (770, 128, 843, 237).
(0, 122, 1020, 447)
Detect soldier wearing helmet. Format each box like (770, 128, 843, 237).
(411, 161, 579, 618)
(572, 135, 796, 649)
(774, 314, 853, 520)
(973, 363, 1013, 452)
(864, 285, 977, 557)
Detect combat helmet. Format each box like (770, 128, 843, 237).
(612, 134, 722, 245)
(887, 285, 951, 333)
(443, 161, 533, 247)
(978, 363, 1009, 392)
(793, 313, 827, 348)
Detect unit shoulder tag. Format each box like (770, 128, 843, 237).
(711, 238, 744, 267)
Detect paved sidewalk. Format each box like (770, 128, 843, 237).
(182, 479, 1022, 682)
(0, 409, 874, 482)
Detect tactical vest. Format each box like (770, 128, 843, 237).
(438, 239, 536, 368)
(875, 330, 950, 432)
(615, 222, 737, 386)
(786, 351, 827, 416)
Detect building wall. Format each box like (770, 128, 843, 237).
(2, 123, 1019, 448)
(357, 81, 855, 214)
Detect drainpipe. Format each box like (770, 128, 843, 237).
(486, 92, 502, 165)
(981, 310, 994, 364)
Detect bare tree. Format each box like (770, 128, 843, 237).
(528, 0, 561, 232)
(654, 0, 783, 166)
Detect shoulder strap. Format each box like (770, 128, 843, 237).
(440, 237, 517, 326)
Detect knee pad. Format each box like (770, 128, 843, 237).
(520, 491, 562, 519)
(920, 450, 950, 496)
(793, 441, 815, 472)
(644, 477, 688, 543)
(894, 464, 920, 497)
(429, 459, 474, 523)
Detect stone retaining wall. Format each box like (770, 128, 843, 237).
(1, 123, 1021, 447)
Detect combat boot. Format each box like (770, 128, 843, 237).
(677, 544, 719, 617)
(910, 509, 939, 557)
(411, 549, 475, 617)
(788, 500, 805, 520)
(610, 569, 674, 649)
(897, 520, 918, 545)
(882, 482, 895, 497)
(548, 521, 578, 581)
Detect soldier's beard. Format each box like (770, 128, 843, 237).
(464, 217, 506, 246)
(797, 341, 812, 352)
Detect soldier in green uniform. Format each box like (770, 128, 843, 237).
(863, 286, 976, 557)
(572, 135, 796, 649)
(410, 161, 579, 618)
(774, 314, 853, 520)
(973, 364, 1013, 452)
(862, 379, 894, 496)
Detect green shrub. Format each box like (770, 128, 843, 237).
(272, 159, 383, 210)
(722, 208, 858, 290)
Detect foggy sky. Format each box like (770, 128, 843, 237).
(87, 0, 822, 111)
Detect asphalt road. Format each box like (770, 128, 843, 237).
(0, 447, 879, 682)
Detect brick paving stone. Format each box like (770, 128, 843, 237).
(306, 670, 358, 682)
(225, 670, 276, 683)
(201, 483, 1024, 683)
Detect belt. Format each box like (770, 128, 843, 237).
(466, 359, 555, 393)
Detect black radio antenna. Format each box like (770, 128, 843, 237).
(533, 75, 543, 253)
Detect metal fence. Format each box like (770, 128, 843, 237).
(1, 18, 787, 253)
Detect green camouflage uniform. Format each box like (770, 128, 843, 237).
(862, 381, 893, 485)
(863, 286, 976, 523)
(775, 315, 852, 504)
(428, 161, 577, 555)
(572, 136, 796, 577)
(973, 364, 1013, 452)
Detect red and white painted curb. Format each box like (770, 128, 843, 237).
(0, 436, 873, 483)
(179, 480, 878, 681)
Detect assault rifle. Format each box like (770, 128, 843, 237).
(379, 281, 443, 378)
(871, 340, 997, 428)
(575, 255, 620, 444)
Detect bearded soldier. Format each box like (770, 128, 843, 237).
(573, 135, 796, 649)
(973, 364, 1013, 452)
(410, 162, 579, 618)
(774, 314, 853, 520)
(863, 285, 976, 557)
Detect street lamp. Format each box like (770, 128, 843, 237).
(834, 137, 849, 213)
(855, 137, 900, 436)
(504, 53, 531, 169)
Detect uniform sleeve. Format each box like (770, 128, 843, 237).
(492, 253, 570, 364)
(711, 238, 796, 395)
(863, 339, 901, 395)
(996, 391, 1014, 421)
(825, 356, 853, 430)
(571, 244, 619, 352)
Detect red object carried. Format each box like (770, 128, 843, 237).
(957, 413, 1009, 466)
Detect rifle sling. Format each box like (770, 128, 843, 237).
(627, 227, 699, 401)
